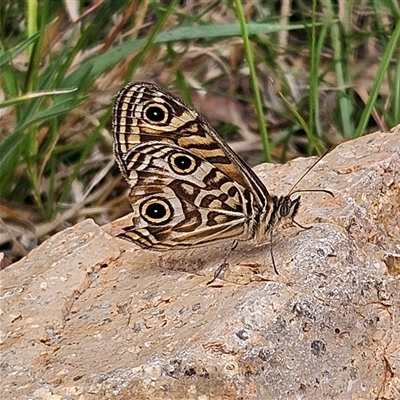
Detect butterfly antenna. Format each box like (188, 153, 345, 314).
(288, 147, 336, 232)
(287, 147, 334, 197)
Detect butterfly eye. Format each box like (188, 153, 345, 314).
(278, 196, 300, 218)
(169, 153, 198, 174)
(140, 198, 172, 224)
(145, 105, 168, 122)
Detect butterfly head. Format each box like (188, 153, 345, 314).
(274, 195, 301, 223)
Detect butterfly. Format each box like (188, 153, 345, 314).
(112, 81, 300, 255)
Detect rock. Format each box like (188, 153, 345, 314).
(1, 126, 399, 400)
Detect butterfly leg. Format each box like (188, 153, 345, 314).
(206, 262, 229, 285)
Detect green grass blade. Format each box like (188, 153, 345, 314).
(354, 18, 400, 137)
(0, 34, 39, 68)
(308, 0, 329, 148)
(0, 89, 77, 108)
(234, 0, 271, 162)
(64, 22, 322, 89)
(125, 0, 180, 78)
(326, 0, 354, 139)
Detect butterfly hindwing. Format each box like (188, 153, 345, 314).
(119, 142, 255, 249)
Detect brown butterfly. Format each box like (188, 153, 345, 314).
(112, 82, 300, 257)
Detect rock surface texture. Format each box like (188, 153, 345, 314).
(1, 127, 400, 400)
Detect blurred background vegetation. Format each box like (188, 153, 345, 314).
(0, 0, 399, 263)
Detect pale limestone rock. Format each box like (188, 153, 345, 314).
(1, 127, 399, 399)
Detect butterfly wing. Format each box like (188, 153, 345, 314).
(119, 142, 258, 249)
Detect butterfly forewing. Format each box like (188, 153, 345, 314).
(113, 82, 271, 208)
